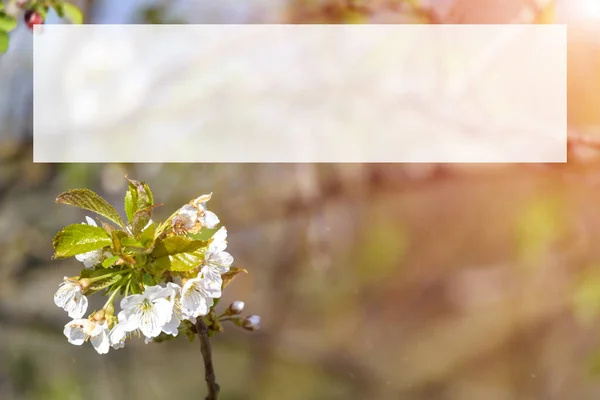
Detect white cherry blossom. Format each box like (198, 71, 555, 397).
(172, 205, 198, 231)
(64, 319, 98, 346)
(118, 285, 174, 339)
(64, 318, 111, 354)
(54, 277, 88, 318)
(201, 227, 233, 285)
(181, 274, 221, 319)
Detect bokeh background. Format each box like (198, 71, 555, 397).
(2, 0, 600, 399)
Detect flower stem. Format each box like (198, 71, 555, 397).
(88, 269, 128, 283)
(103, 286, 120, 310)
(195, 319, 220, 400)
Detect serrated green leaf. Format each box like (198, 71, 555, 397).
(56, 188, 125, 228)
(0, 13, 17, 32)
(150, 237, 208, 272)
(221, 267, 248, 289)
(53, 223, 111, 259)
(151, 236, 207, 258)
(143, 183, 154, 206)
(124, 190, 134, 223)
(62, 2, 83, 24)
(88, 274, 122, 291)
(102, 255, 120, 268)
(0, 30, 8, 54)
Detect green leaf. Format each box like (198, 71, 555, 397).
(140, 220, 157, 248)
(88, 274, 122, 292)
(121, 236, 144, 249)
(56, 188, 125, 228)
(126, 178, 153, 211)
(124, 190, 134, 223)
(151, 236, 207, 258)
(79, 266, 123, 279)
(143, 183, 154, 206)
(111, 230, 128, 254)
(188, 228, 219, 241)
(102, 255, 120, 268)
(0, 12, 17, 32)
(221, 267, 248, 289)
(0, 30, 8, 54)
(52, 224, 111, 259)
(62, 2, 83, 24)
(150, 237, 208, 272)
(130, 207, 155, 237)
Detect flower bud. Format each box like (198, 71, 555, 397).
(242, 315, 261, 331)
(104, 301, 115, 317)
(78, 278, 91, 291)
(227, 301, 245, 315)
(92, 309, 106, 322)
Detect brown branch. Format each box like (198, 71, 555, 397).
(195, 319, 220, 400)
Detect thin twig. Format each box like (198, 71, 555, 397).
(195, 319, 220, 400)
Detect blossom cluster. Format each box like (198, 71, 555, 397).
(52, 185, 259, 355)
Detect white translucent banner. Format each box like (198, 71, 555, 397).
(33, 25, 566, 163)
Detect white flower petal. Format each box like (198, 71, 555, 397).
(202, 210, 220, 229)
(181, 277, 216, 318)
(201, 266, 223, 286)
(207, 251, 233, 273)
(135, 308, 163, 338)
(120, 287, 174, 339)
(75, 249, 105, 269)
(173, 205, 198, 230)
(64, 319, 92, 346)
(120, 293, 144, 311)
(65, 294, 88, 319)
(161, 316, 180, 336)
(208, 227, 228, 253)
(91, 323, 111, 354)
(54, 280, 88, 319)
(144, 285, 172, 302)
(54, 280, 77, 308)
(84, 216, 97, 227)
(109, 323, 127, 349)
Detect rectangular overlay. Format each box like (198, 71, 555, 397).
(33, 25, 566, 162)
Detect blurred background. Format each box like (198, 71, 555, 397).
(2, 0, 600, 399)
